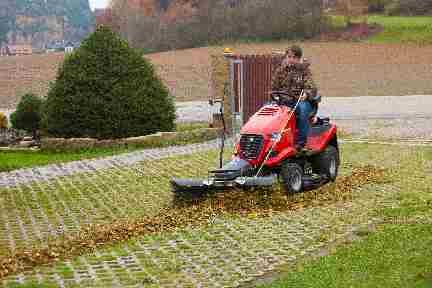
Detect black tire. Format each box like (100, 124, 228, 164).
(312, 145, 339, 181)
(280, 162, 304, 194)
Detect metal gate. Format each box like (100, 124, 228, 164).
(228, 54, 283, 134)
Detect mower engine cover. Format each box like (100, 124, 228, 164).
(235, 104, 296, 167)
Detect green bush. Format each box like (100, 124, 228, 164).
(44, 26, 176, 139)
(385, 0, 432, 15)
(10, 93, 44, 138)
(0, 112, 8, 129)
(368, 0, 391, 13)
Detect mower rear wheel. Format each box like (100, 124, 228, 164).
(280, 162, 304, 194)
(312, 145, 339, 182)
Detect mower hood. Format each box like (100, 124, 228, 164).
(240, 104, 291, 136)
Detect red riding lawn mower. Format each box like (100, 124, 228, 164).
(171, 91, 340, 200)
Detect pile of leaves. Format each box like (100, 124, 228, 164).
(0, 165, 387, 279)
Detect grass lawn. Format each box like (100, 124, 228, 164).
(0, 122, 210, 172)
(259, 223, 432, 288)
(0, 147, 134, 172)
(7, 282, 59, 288)
(327, 14, 432, 44)
(258, 143, 432, 288)
(367, 15, 432, 44)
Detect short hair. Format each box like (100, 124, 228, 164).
(286, 45, 303, 58)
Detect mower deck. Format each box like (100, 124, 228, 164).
(171, 171, 329, 200)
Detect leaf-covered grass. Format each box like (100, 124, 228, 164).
(367, 15, 432, 44)
(0, 122, 211, 172)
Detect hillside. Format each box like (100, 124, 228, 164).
(0, 0, 94, 48)
(1, 42, 432, 110)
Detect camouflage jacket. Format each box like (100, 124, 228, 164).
(271, 62, 317, 102)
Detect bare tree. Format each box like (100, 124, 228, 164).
(108, 0, 325, 52)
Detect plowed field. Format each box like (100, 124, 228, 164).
(1, 42, 431, 109)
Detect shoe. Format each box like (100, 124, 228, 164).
(295, 144, 307, 154)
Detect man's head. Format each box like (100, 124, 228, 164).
(283, 45, 303, 65)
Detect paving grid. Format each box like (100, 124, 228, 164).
(1, 183, 399, 288)
(0, 145, 227, 256)
(0, 140, 220, 188)
(0, 139, 424, 287)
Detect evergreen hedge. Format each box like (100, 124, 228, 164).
(44, 26, 176, 139)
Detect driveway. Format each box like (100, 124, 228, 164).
(3, 95, 432, 139)
(178, 95, 432, 139)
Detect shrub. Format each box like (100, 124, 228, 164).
(44, 26, 176, 139)
(368, 0, 391, 13)
(10, 93, 44, 138)
(385, 0, 432, 15)
(0, 112, 8, 129)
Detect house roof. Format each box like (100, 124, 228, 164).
(5, 45, 33, 53)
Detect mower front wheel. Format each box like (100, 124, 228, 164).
(280, 162, 303, 194)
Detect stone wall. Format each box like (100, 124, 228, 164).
(40, 128, 220, 151)
(0, 128, 26, 146)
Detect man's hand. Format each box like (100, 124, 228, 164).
(299, 93, 307, 101)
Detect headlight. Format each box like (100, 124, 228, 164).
(270, 132, 281, 141)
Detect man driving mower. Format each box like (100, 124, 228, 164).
(171, 46, 339, 198)
(271, 45, 319, 153)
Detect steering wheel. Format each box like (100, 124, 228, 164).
(269, 91, 290, 104)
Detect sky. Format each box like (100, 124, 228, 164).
(89, 0, 109, 10)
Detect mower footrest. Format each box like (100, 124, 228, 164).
(302, 174, 328, 190)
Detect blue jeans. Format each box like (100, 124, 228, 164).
(295, 100, 313, 147)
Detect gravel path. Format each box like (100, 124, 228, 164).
(0, 101, 214, 125)
(0, 140, 219, 188)
(178, 95, 432, 139)
(318, 94, 432, 120)
(3, 95, 432, 139)
(318, 95, 432, 139)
